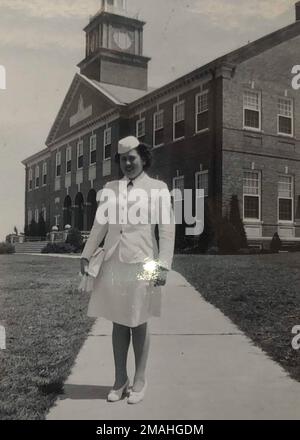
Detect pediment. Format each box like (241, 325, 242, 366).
(46, 74, 119, 146)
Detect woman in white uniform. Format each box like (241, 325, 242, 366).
(81, 136, 175, 404)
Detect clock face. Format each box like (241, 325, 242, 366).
(113, 30, 132, 50)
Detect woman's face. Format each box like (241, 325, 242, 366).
(120, 148, 145, 180)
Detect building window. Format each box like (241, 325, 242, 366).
(195, 170, 209, 197)
(28, 210, 32, 225)
(54, 214, 60, 227)
(41, 207, 47, 222)
(35, 209, 39, 223)
(104, 128, 112, 161)
(28, 168, 33, 191)
(153, 110, 164, 147)
(173, 176, 185, 201)
(243, 171, 261, 220)
(278, 175, 293, 222)
(136, 118, 145, 140)
(66, 146, 72, 173)
(196, 91, 209, 133)
(56, 152, 61, 177)
(42, 162, 47, 185)
(77, 141, 83, 169)
(90, 135, 97, 165)
(34, 166, 39, 189)
(173, 101, 185, 140)
(243, 91, 261, 131)
(278, 98, 293, 136)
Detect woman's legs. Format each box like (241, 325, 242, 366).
(131, 322, 150, 392)
(112, 322, 131, 389)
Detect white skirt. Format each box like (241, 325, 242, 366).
(87, 246, 164, 328)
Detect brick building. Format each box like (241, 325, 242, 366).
(22, 0, 300, 246)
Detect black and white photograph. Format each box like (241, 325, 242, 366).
(0, 0, 300, 425)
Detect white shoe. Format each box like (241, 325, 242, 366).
(107, 378, 130, 402)
(127, 380, 147, 404)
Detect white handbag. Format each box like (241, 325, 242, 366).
(78, 247, 105, 294)
(87, 247, 105, 277)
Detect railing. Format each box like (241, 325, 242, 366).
(8, 230, 91, 245)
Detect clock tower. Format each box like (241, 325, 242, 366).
(78, 0, 151, 90)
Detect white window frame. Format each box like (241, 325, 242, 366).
(77, 140, 84, 170)
(195, 91, 209, 133)
(195, 170, 209, 197)
(66, 146, 72, 174)
(56, 151, 61, 177)
(41, 207, 47, 222)
(54, 214, 60, 227)
(28, 168, 33, 191)
(277, 98, 294, 137)
(42, 162, 47, 186)
(173, 101, 185, 141)
(136, 118, 146, 139)
(90, 134, 97, 165)
(153, 110, 164, 148)
(278, 175, 294, 224)
(173, 175, 185, 201)
(243, 91, 261, 132)
(103, 128, 112, 161)
(28, 209, 32, 225)
(35, 208, 39, 223)
(35, 165, 40, 189)
(243, 171, 261, 222)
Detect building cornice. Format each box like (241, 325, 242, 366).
(22, 148, 51, 167)
(47, 109, 120, 151)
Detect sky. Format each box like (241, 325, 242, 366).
(0, 0, 296, 240)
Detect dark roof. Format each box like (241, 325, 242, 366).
(128, 20, 300, 109)
(80, 74, 155, 105)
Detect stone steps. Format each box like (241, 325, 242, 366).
(14, 242, 47, 254)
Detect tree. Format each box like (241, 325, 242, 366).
(29, 219, 39, 237)
(198, 198, 215, 252)
(217, 217, 241, 253)
(229, 195, 248, 249)
(14, 226, 18, 235)
(38, 213, 47, 239)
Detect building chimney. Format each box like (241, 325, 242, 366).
(296, 1, 300, 21)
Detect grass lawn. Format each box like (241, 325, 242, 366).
(0, 255, 94, 420)
(0, 252, 299, 420)
(173, 252, 300, 382)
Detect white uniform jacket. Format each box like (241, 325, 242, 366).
(81, 172, 175, 270)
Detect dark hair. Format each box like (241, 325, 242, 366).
(114, 143, 153, 170)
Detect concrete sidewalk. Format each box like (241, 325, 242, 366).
(47, 270, 300, 420)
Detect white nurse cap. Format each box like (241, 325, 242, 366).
(118, 136, 140, 154)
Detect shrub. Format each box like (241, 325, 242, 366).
(42, 243, 76, 254)
(0, 242, 15, 254)
(65, 228, 83, 251)
(29, 219, 39, 237)
(38, 213, 47, 238)
(229, 195, 248, 249)
(270, 233, 282, 253)
(217, 218, 241, 254)
(198, 199, 215, 252)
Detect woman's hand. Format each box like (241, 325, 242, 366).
(153, 266, 169, 287)
(80, 258, 89, 276)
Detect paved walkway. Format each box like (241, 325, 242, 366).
(47, 270, 300, 420)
